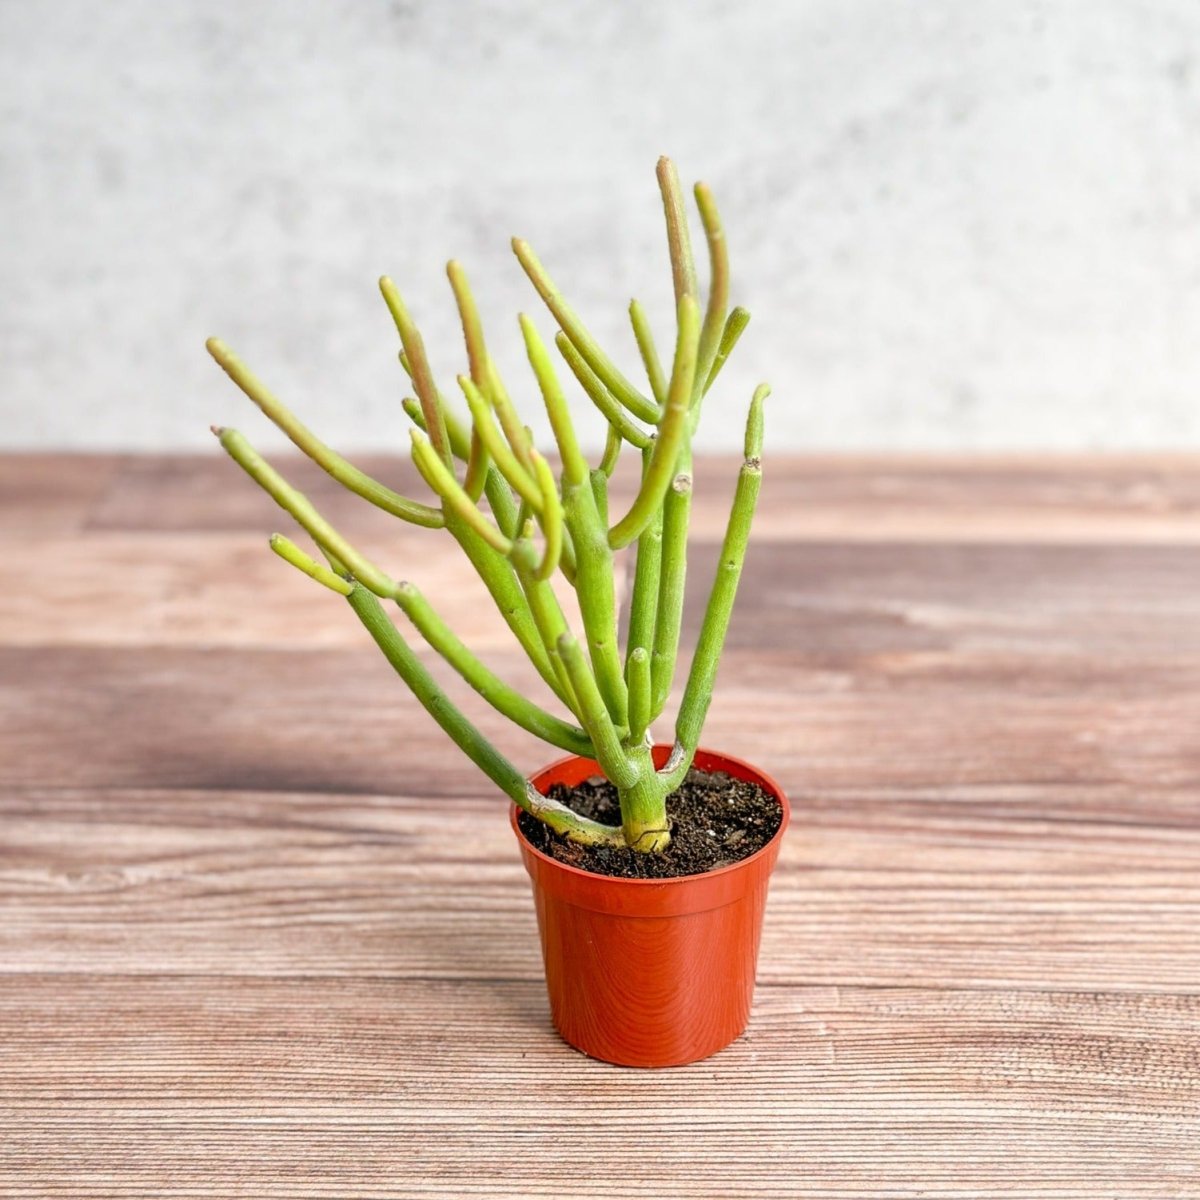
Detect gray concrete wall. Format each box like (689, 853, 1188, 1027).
(3, 0, 1200, 451)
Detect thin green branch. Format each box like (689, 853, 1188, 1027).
(555, 333, 653, 450)
(462, 438, 490, 501)
(446, 263, 494, 499)
(607, 295, 700, 550)
(348, 584, 621, 846)
(458, 376, 543, 509)
(560, 467, 628, 729)
(589, 468, 609, 526)
(629, 299, 667, 407)
(403, 389, 519, 537)
(693, 182, 729, 396)
(213, 426, 398, 598)
(522, 318, 628, 720)
(514, 495, 532, 539)
(445, 515, 568, 708)
(519, 315, 588, 487)
(392, 581, 593, 756)
(703, 307, 750, 396)
(207, 338, 443, 528)
(649, 441, 691, 719)
(557, 634, 638, 789)
(656, 156, 698, 305)
(625, 444, 662, 677)
(510, 539, 581, 714)
(410, 429, 511, 555)
(625, 646, 651, 746)
(447, 261, 489, 387)
(598, 424, 622, 476)
(487, 361, 536, 472)
(400, 389, 471, 460)
(671, 383, 769, 772)
(512, 237, 659, 424)
(380, 277, 452, 466)
(529, 451, 562, 581)
(269, 533, 354, 595)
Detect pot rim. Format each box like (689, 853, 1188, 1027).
(510, 744, 791, 887)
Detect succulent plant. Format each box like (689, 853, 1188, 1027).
(208, 157, 767, 854)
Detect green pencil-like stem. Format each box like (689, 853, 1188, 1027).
(510, 539, 582, 715)
(650, 441, 691, 719)
(625, 646, 651, 746)
(214, 427, 398, 598)
(393, 581, 592, 755)
(672, 384, 768, 767)
(459, 376, 542, 509)
(400, 390, 471, 461)
(512, 237, 659, 424)
(487, 361, 536, 473)
(529, 451, 562, 581)
(598, 425, 622, 476)
(693, 182, 729, 397)
(519, 315, 588, 487)
(656, 156, 697, 306)
(589, 468, 609, 526)
(629, 299, 667, 407)
(608, 295, 699, 549)
(447, 261, 489, 386)
(446, 514, 567, 707)
(626, 444, 663, 670)
(207, 339, 444, 528)
(403, 390, 519, 537)
(380, 277, 452, 467)
(554, 332, 653, 450)
(556, 633, 637, 789)
(348, 585, 621, 846)
(269, 534, 354, 595)
(447, 261, 492, 500)
(462, 437, 490, 501)
(410, 429, 511, 555)
(516, 313, 628, 721)
(487, 472, 522, 541)
(408, 426, 566, 705)
(561, 470, 628, 728)
(703, 307, 750, 396)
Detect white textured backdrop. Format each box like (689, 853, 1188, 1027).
(4, 0, 1200, 451)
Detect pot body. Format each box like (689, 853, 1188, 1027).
(511, 745, 789, 1068)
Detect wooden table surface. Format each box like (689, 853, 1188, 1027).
(3, 452, 1200, 1198)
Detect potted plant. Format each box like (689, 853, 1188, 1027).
(206, 157, 789, 1068)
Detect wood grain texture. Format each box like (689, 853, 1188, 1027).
(2, 453, 1199, 1198)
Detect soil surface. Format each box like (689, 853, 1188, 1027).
(518, 768, 783, 879)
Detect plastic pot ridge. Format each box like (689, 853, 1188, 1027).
(511, 744, 789, 1068)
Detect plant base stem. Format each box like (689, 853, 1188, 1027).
(617, 743, 671, 852)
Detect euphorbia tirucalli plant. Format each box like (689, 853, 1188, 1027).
(208, 157, 767, 855)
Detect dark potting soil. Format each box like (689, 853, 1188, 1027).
(517, 768, 783, 879)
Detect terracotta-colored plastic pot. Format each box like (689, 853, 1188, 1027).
(511, 744, 790, 1068)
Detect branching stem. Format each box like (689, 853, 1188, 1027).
(211, 156, 765, 855)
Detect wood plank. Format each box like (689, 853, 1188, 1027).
(6, 453, 1200, 1196)
(78, 451, 1200, 542)
(84, 452, 436, 535)
(1, 977, 1196, 1198)
(7, 530, 1200, 660)
(0, 452, 121, 535)
(9, 535, 1200, 790)
(0, 532, 578, 649)
(7, 636, 1200, 795)
(1, 783, 1196, 990)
